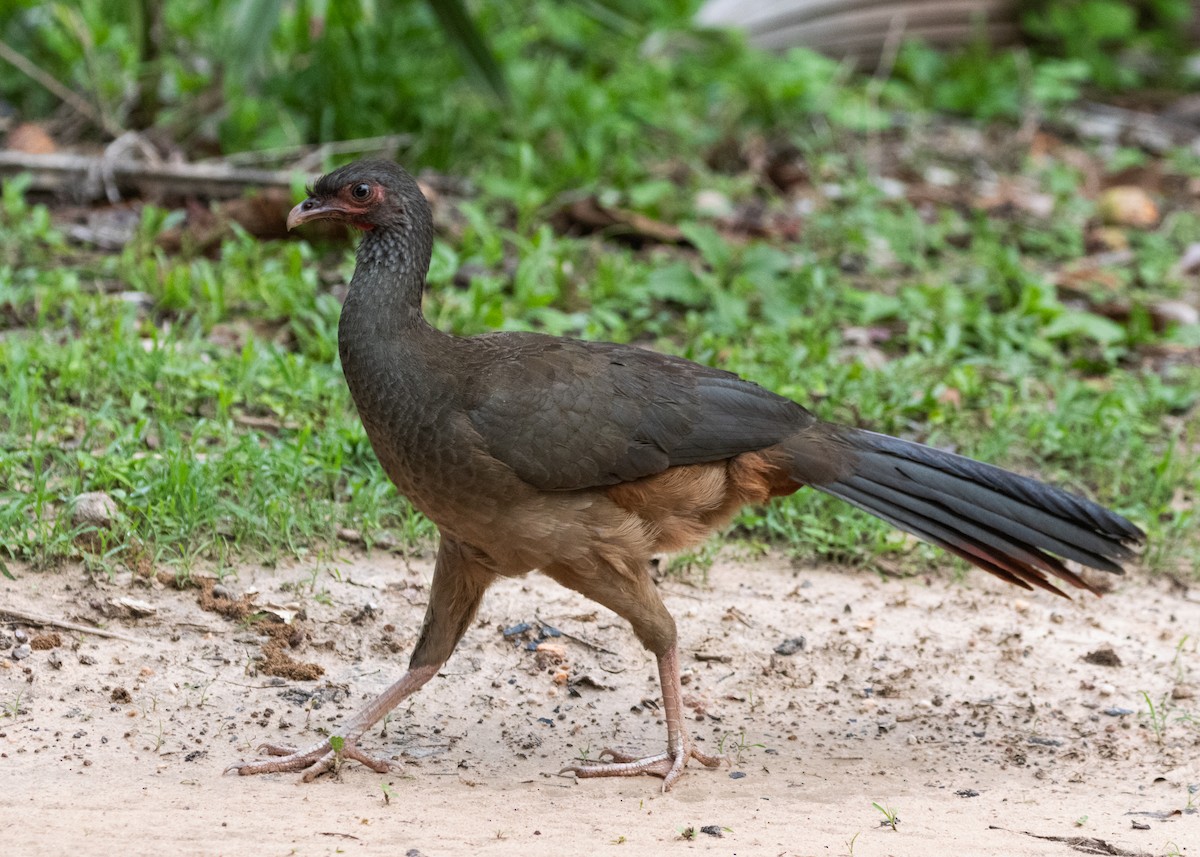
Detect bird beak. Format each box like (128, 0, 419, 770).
(287, 198, 346, 231)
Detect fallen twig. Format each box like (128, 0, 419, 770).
(987, 826, 1152, 857)
(0, 151, 313, 201)
(0, 606, 144, 644)
(534, 611, 618, 655)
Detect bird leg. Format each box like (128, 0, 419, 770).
(229, 538, 495, 781)
(562, 645, 721, 791)
(228, 664, 439, 780)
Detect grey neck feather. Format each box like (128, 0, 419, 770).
(342, 219, 434, 335)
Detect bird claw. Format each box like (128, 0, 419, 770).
(561, 741, 721, 791)
(228, 737, 394, 781)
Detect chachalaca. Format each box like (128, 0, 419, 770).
(231, 159, 1145, 790)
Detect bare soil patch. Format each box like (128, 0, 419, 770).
(2, 551, 1197, 856)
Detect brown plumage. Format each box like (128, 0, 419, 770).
(230, 159, 1145, 790)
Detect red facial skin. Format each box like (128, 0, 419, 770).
(287, 182, 383, 232)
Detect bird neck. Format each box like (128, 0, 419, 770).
(343, 223, 434, 335)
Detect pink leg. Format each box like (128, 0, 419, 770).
(228, 538, 494, 782)
(562, 646, 722, 791)
(227, 664, 438, 780)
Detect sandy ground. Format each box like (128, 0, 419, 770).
(2, 548, 1198, 857)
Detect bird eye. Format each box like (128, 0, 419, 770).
(351, 183, 371, 200)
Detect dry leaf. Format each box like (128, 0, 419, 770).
(1098, 186, 1158, 228)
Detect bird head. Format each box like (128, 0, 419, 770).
(287, 159, 429, 234)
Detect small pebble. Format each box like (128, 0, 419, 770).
(11, 644, 31, 661)
(1084, 646, 1122, 667)
(729, 771, 746, 779)
(14, 629, 28, 644)
(72, 491, 118, 528)
(1028, 736, 1063, 747)
(1103, 707, 1134, 717)
(1098, 683, 1115, 697)
(774, 636, 806, 656)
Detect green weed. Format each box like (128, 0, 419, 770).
(873, 801, 900, 830)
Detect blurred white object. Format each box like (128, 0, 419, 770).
(695, 0, 1019, 65)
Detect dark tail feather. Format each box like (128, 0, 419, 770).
(811, 429, 1145, 596)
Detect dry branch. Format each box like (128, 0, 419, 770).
(0, 150, 313, 201)
(0, 606, 145, 644)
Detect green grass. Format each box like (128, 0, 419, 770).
(0, 5, 1198, 578)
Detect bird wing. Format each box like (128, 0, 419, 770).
(461, 334, 815, 490)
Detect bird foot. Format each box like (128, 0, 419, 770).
(227, 737, 394, 782)
(561, 740, 722, 791)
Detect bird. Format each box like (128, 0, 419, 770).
(230, 159, 1145, 790)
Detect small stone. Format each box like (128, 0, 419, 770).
(11, 644, 31, 661)
(1098, 683, 1116, 697)
(1083, 646, 1122, 667)
(210, 584, 235, 601)
(13, 629, 28, 644)
(78, 653, 98, 666)
(773, 636, 806, 656)
(72, 491, 119, 529)
(1028, 736, 1063, 747)
(110, 687, 132, 704)
(729, 771, 747, 779)
(371, 532, 399, 550)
